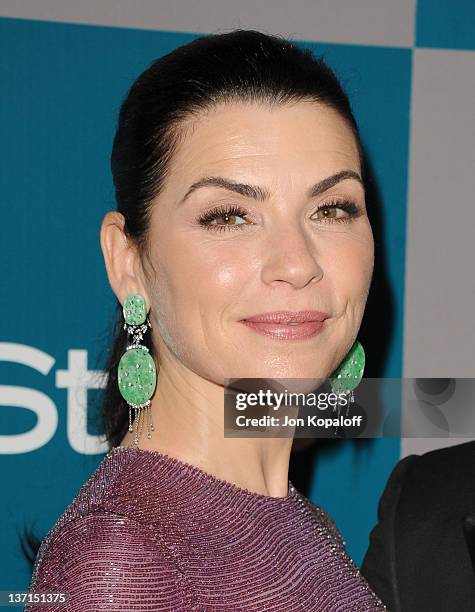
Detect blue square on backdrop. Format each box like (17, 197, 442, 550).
(417, 0, 475, 50)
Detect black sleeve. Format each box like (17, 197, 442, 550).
(360, 454, 418, 612)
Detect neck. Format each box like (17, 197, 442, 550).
(120, 350, 296, 499)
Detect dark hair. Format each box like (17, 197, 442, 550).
(21, 28, 365, 574)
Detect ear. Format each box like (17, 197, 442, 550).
(99, 211, 150, 309)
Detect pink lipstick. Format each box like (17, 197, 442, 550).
(240, 310, 330, 341)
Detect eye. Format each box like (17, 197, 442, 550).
(197, 198, 362, 232)
(198, 205, 249, 231)
(311, 199, 361, 224)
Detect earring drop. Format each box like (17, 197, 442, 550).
(329, 339, 365, 394)
(117, 293, 157, 445)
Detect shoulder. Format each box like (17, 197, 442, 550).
(43, 447, 145, 533)
(374, 440, 475, 512)
(26, 510, 192, 611)
(361, 442, 475, 609)
(396, 440, 475, 510)
(406, 439, 475, 477)
(295, 490, 347, 550)
(41, 447, 173, 538)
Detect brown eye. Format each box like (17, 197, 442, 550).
(311, 200, 360, 224)
(212, 211, 246, 226)
(198, 205, 249, 231)
(315, 207, 340, 220)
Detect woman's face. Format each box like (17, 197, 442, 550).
(145, 101, 373, 382)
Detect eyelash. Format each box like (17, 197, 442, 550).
(197, 199, 361, 232)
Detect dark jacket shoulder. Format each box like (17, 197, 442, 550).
(361, 440, 475, 612)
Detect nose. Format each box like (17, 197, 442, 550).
(260, 222, 323, 289)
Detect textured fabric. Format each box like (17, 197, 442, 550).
(26, 445, 386, 611)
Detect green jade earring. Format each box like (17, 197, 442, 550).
(117, 293, 157, 445)
(328, 339, 366, 394)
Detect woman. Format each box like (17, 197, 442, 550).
(26, 29, 386, 610)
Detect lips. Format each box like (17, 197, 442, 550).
(240, 310, 330, 341)
(241, 310, 330, 324)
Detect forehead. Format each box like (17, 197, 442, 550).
(163, 101, 360, 201)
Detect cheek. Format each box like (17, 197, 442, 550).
(152, 241, 254, 375)
(153, 238, 251, 344)
(179, 246, 251, 301)
(324, 231, 374, 302)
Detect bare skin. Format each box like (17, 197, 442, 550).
(100, 100, 374, 498)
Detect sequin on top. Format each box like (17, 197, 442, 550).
(26, 445, 387, 611)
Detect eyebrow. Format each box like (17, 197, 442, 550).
(179, 170, 365, 205)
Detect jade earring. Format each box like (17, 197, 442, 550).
(117, 293, 157, 445)
(328, 340, 365, 394)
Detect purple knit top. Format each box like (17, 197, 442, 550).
(26, 445, 386, 611)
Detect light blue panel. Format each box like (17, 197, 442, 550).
(416, 0, 475, 50)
